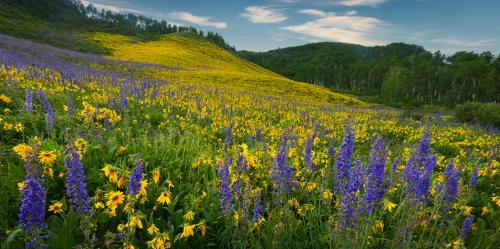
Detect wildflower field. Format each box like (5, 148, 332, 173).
(0, 33, 499, 249)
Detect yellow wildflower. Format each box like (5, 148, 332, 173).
(102, 164, 118, 183)
(481, 207, 489, 216)
(157, 192, 171, 205)
(95, 202, 105, 209)
(180, 224, 195, 239)
(322, 190, 333, 202)
(38, 151, 57, 165)
(183, 210, 194, 221)
(13, 144, 32, 160)
(15, 123, 24, 132)
(3, 122, 13, 130)
(0, 94, 11, 103)
(48, 202, 64, 214)
(373, 220, 384, 230)
(383, 200, 397, 212)
(105, 191, 125, 209)
(147, 224, 160, 235)
(17, 181, 25, 191)
(152, 169, 160, 184)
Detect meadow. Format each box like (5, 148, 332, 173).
(0, 33, 498, 249)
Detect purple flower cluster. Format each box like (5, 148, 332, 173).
(338, 158, 364, 227)
(303, 128, 317, 173)
(271, 132, 293, 200)
(252, 189, 263, 222)
(233, 154, 247, 201)
(469, 167, 478, 188)
(402, 130, 436, 205)
(24, 89, 33, 113)
(35, 90, 55, 134)
(64, 144, 92, 216)
(361, 137, 387, 216)
(119, 88, 127, 112)
(334, 124, 355, 195)
(442, 161, 460, 212)
(460, 217, 472, 238)
(224, 125, 232, 154)
(127, 158, 144, 196)
(416, 155, 437, 203)
(19, 151, 47, 248)
(67, 99, 74, 115)
(255, 127, 261, 141)
(217, 157, 232, 216)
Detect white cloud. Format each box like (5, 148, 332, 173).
(333, 0, 389, 7)
(282, 9, 386, 45)
(241, 6, 287, 24)
(168, 11, 227, 29)
(81, 0, 145, 14)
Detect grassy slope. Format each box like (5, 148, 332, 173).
(88, 33, 363, 105)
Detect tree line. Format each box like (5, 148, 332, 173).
(239, 42, 500, 107)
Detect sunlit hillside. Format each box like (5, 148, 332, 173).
(89, 33, 361, 105)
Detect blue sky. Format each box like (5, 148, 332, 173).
(81, 0, 500, 54)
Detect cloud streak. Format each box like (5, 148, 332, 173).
(168, 11, 227, 29)
(282, 9, 386, 45)
(81, 0, 145, 14)
(241, 6, 287, 24)
(332, 0, 389, 6)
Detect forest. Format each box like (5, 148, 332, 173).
(239, 42, 500, 107)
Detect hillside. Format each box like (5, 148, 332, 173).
(239, 42, 500, 106)
(88, 32, 361, 104)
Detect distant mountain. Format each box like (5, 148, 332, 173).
(238, 42, 500, 106)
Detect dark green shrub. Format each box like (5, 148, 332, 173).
(455, 102, 500, 127)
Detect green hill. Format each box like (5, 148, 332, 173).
(238, 42, 500, 106)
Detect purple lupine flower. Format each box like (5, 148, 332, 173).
(19, 150, 47, 248)
(127, 158, 144, 196)
(391, 157, 400, 174)
(252, 189, 262, 222)
(64, 143, 92, 216)
(255, 127, 261, 141)
(24, 89, 33, 113)
(361, 137, 387, 216)
(416, 155, 436, 203)
(271, 131, 294, 200)
(217, 157, 232, 216)
(233, 154, 247, 201)
(469, 167, 478, 188)
(36, 90, 55, 134)
(334, 124, 355, 195)
(303, 128, 317, 173)
(442, 161, 460, 212)
(119, 88, 127, 111)
(338, 158, 363, 227)
(224, 125, 232, 154)
(242, 183, 252, 222)
(327, 143, 335, 158)
(66, 99, 74, 115)
(460, 217, 473, 237)
(402, 130, 431, 201)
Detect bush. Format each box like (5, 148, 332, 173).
(455, 102, 500, 127)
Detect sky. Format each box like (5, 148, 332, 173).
(80, 0, 500, 54)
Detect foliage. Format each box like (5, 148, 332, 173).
(239, 42, 500, 106)
(455, 102, 500, 127)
